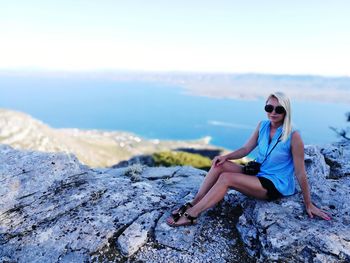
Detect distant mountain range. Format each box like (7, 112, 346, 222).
(0, 109, 221, 167)
(105, 71, 350, 102)
(169, 73, 350, 102)
(2, 70, 349, 102)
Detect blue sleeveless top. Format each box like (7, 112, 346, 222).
(255, 120, 296, 196)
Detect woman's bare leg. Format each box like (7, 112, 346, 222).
(191, 161, 243, 205)
(168, 172, 268, 225)
(172, 161, 242, 214)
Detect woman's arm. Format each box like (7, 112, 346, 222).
(291, 131, 331, 220)
(214, 122, 260, 166)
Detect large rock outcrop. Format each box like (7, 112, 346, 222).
(321, 141, 350, 179)
(236, 143, 350, 262)
(0, 142, 349, 262)
(0, 144, 248, 263)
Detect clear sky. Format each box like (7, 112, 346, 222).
(1, 0, 349, 76)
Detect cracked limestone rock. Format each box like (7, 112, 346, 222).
(117, 210, 161, 256)
(1, 144, 247, 262)
(321, 140, 350, 179)
(1, 143, 349, 263)
(236, 143, 350, 263)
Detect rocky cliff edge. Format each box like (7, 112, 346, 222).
(0, 142, 349, 262)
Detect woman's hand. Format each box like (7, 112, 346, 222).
(306, 203, 331, 221)
(212, 155, 228, 167)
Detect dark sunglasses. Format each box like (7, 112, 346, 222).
(264, 104, 286, 114)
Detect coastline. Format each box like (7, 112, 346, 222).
(0, 108, 228, 167)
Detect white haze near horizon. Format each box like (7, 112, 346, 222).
(0, 1, 350, 77)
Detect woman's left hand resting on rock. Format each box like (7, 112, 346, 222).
(306, 202, 331, 220)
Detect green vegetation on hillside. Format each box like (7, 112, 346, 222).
(152, 151, 249, 171)
(152, 151, 212, 171)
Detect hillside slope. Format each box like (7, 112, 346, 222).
(0, 109, 222, 167)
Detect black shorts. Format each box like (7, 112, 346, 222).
(257, 176, 282, 201)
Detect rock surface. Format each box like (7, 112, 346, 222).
(0, 143, 349, 262)
(236, 144, 350, 262)
(321, 141, 350, 179)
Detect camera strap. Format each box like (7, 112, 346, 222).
(260, 133, 282, 165)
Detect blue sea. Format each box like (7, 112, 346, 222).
(0, 74, 348, 150)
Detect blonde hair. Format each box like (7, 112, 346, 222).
(266, 92, 292, 142)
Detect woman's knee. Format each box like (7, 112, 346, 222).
(209, 160, 242, 177)
(221, 160, 243, 173)
(217, 172, 236, 186)
(209, 162, 224, 173)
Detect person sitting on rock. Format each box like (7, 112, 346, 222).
(167, 91, 331, 227)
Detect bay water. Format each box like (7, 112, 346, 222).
(0, 74, 348, 150)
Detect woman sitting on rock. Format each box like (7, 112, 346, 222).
(167, 91, 331, 227)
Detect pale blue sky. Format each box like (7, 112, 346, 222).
(1, 1, 349, 76)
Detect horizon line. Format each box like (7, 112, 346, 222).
(0, 68, 349, 79)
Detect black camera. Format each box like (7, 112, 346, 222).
(243, 161, 261, 175)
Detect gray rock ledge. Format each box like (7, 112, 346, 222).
(0, 142, 349, 262)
